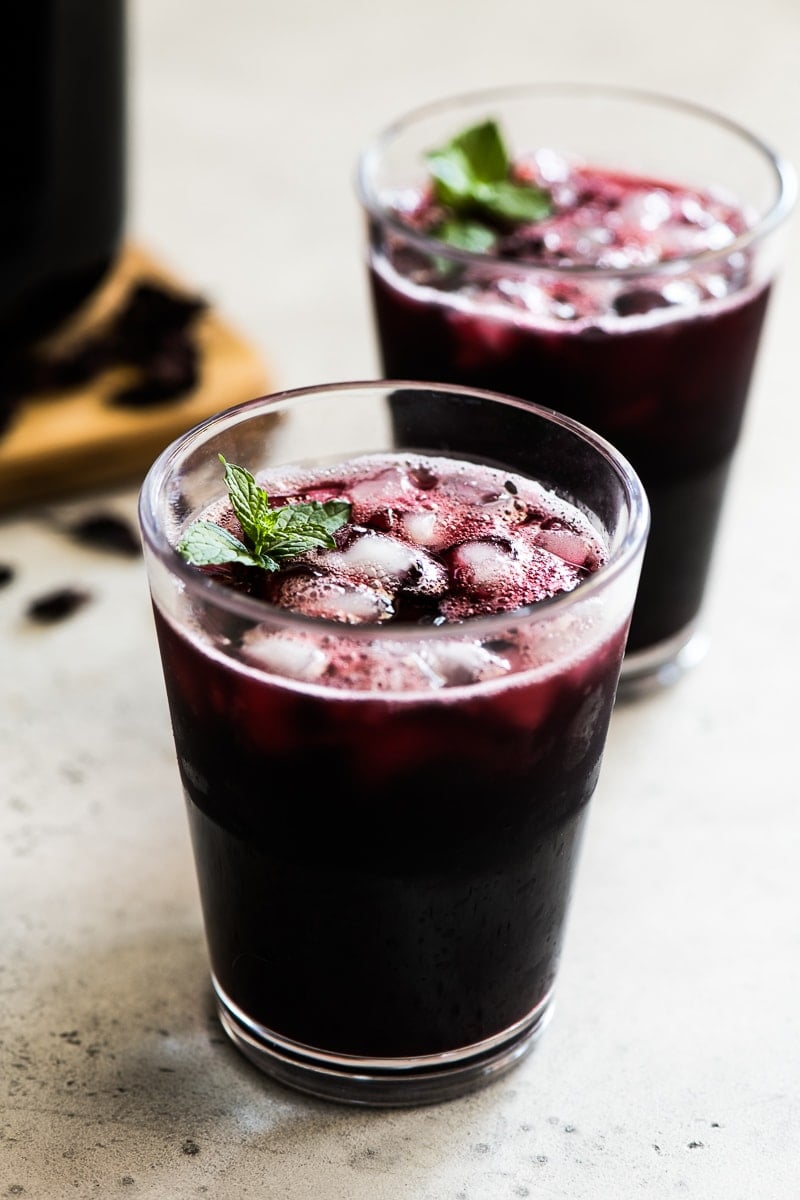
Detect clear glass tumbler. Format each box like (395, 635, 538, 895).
(139, 379, 648, 1106)
(356, 83, 796, 696)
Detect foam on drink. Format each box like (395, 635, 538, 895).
(374, 155, 760, 340)
(180, 451, 613, 694)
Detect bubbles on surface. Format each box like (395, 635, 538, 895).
(188, 452, 612, 692)
(253, 455, 603, 628)
(239, 626, 515, 691)
(379, 155, 755, 325)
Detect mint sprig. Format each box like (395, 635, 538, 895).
(435, 218, 498, 254)
(426, 119, 551, 251)
(177, 455, 351, 572)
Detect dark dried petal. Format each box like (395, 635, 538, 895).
(68, 514, 141, 557)
(110, 282, 207, 362)
(0, 279, 208, 430)
(27, 587, 91, 623)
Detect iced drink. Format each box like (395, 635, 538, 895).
(357, 85, 795, 691)
(139, 381, 649, 1105)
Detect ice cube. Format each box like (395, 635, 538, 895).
(574, 228, 615, 262)
(619, 188, 673, 232)
(270, 571, 394, 624)
(534, 526, 593, 567)
(657, 220, 734, 259)
(531, 147, 572, 184)
(334, 642, 450, 692)
(348, 466, 414, 520)
(390, 187, 428, 216)
(437, 468, 502, 508)
(420, 639, 510, 686)
(326, 530, 446, 596)
(380, 648, 448, 691)
(552, 298, 578, 319)
(447, 538, 519, 596)
(604, 245, 655, 270)
(704, 221, 737, 250)
(701, 273, 732, 299)
(327, 585, 395, 623)
(400, 509, 439, 546)
(240, 628, 329, 681)
(661, 279, 702, 307)
(497, 275, 553, 317)
(332, 531, 419, 577)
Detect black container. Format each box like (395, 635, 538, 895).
(0, 1, 126, 348)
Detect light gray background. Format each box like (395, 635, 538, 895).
(2, 1, 799, 1197)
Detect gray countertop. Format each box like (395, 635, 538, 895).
(2, 2, 799, 1196)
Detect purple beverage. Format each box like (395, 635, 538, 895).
(139, 381, 649, 1105)
(357, 86, 795, 690)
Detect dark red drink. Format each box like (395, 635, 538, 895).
(154, 452, 620, 1057)
(155, 611, 624, 1059)
(368, 246, 769, 657)
(358, 86, 794, 687)
(139, 382, 649, 1103)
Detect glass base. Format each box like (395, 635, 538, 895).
(617, 622, 709, 701)
(213, 977, 553, 1107)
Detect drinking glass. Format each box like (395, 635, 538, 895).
(138, 379, 648, 1106)
(356, 84, 796, 695)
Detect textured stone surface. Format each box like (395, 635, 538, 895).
(1, 1, 799, 1196)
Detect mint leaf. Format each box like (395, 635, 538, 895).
(219, 455, 272, 552)
(451, 120, 509, 181)
(426, 118, 551, 234)
(434, 218, 498, 253)
(474, 178, 552, 224)
(177, 521, 269, 568)
(427, 121, 508, 206)
(427, 147, 477, 209)
(176, 458, 352, 572)
(262, 499, 351, 561)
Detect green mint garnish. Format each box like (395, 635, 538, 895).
(177, 455, 351, 572)
(435, 218, 498, 254)
(426, 118, 551, 250)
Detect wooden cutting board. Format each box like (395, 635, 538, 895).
(0, 243, 275, 512)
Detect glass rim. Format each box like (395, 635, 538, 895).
(138, 379, 650, 643)
(355, 80, 798, 281)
